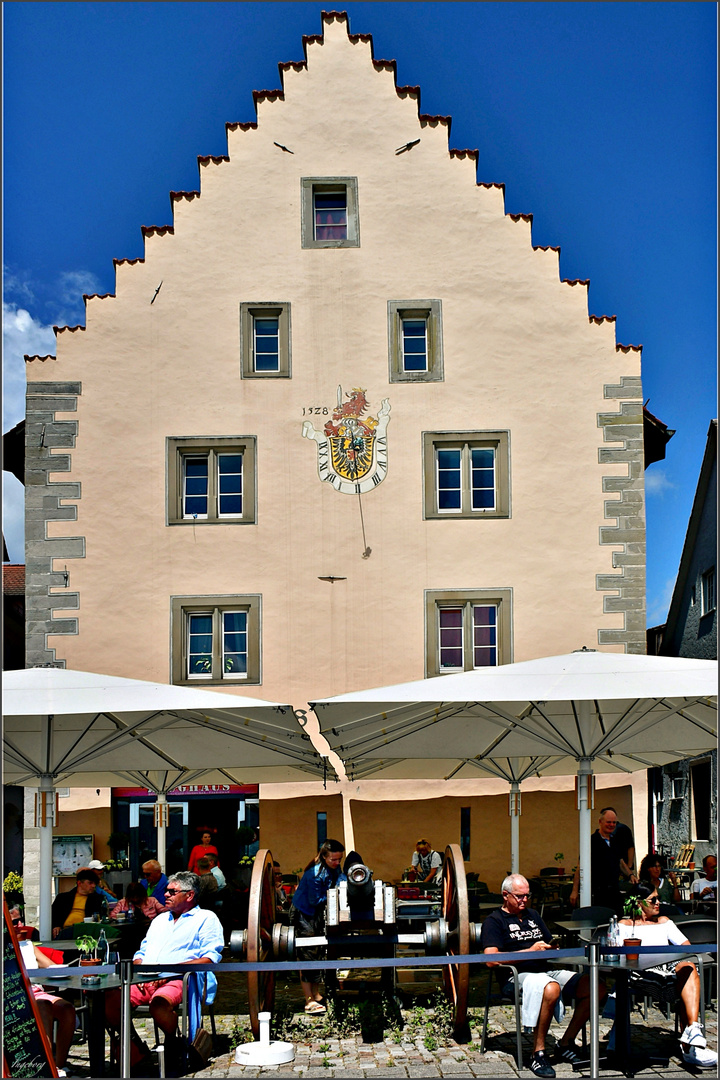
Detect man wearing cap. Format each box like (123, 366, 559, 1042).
(408, 839, 443, 884)
(87, 859, 118, 906)
(51, 869, 105, 937)
(141, 859, 169, 903)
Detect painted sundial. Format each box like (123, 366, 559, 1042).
(302, 385, 390, 494)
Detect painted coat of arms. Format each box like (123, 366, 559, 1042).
(302, 386, 391, 494)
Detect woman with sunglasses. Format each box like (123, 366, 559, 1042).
(616, 884, 716, 1069)
(638, 854, 682, 907)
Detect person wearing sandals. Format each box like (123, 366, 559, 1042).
(291, 839, 346, 1014)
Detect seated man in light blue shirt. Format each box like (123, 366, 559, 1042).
(206, 851, 226, 890)
(105, 870, 223, 1073)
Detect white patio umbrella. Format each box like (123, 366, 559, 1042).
(3, 667, 327, 937)
(311, 650, 717, 904)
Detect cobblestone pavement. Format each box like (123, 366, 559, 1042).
(63, 970, 716, 1078)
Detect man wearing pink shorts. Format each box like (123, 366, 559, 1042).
(105, 870, 223, 1075)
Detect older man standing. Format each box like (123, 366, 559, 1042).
(141, 858, 169, 903)
(481, 873, 602, 1078)
(105, 870, 223, 1075)
(569, 806, 637, 911)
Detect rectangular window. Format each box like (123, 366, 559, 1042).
(460, 807, 471, 861)
(317, 812, 328, 848)
(172, 595, 261, 685)
(388, 300, 443, 382)
(701, 567, 716, 615)
(401, 318, 428, 371)
(426, 588, 512, 677)
(301, 178, 359, 248)
(240, 303, 291, 378)
(168, 437, 256, 525)
(314, 190, 347, 241)
(423, 431, 510, 519)
(691, 760, 711, 840)
(438, 604, 498, 670)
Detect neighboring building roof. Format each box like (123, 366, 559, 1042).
(643, 405, 675, 468)
(661, 419, 717, 659)
(2, 420, 25, 483)
(3, 564, 25, 596)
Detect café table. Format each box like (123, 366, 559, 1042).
(597, 948, 712, 1078)
(29, 968, 121, 1077)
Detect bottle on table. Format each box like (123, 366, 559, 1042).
(95, 929, 109, 964)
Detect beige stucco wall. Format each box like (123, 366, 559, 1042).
(28, 13, 643, 705)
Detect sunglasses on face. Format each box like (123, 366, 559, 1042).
(165, 888, 188, 895)
(642, 896, 660, 904)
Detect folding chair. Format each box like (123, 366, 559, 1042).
(479, 964, 525, 1071)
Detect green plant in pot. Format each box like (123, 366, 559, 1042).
(75, 935, 100, 965)
(622, 894, 643, 960)
(554, 852, 565, 874)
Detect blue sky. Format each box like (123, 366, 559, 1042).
(2, 2, 717, 627)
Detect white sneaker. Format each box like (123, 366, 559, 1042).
(681, 1042, 718, 1070)
(682, 1021, 707, 1048)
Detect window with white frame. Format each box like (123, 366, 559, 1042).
(240, 303, 291, 378)
(171, 595, 261, 685)
(388, 300, 443, 382)
(301, 178, 359, 248)
(701, 567, 716, 615)
(167, 437, 256, 525)
(422, 431, 510, 519)
(425, 588, 512, 676)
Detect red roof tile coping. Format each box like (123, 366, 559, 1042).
(616, 343, 643, 353)
(279, 61, 307, 73)
(170, 191, 200, 202)
(419, 114, 451, 126)
(54, 325, 86, 334)
(253, 89, 284, 105)
(396, 85, 420, 98)
(3, 564, 25, 595)
(322, 10, 349, 21)
(114, 257, 144, 267)
(348, 33, 372, 45)
(25, 354, 57, 363)
(226, 121, 258, 132)
(450, 148, 479, 160)
(562, 279, 590, 287)
(83, 293, 114, 301)
(533, 244, 560, 252)
(141, 225, 174, 237)
(302, 35, 323, 47)
(589, 315, 616, 324)
(372, 60, 396, 73)
(510, 213, 533, 223)
(197, 155, 229, 166)
(478, 182, 505, 191)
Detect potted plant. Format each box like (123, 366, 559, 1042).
(622, 894, 643, 961)
(107, 831, 130, 867)
(75, 934, 100, 966)
(554, 852, 565, 875)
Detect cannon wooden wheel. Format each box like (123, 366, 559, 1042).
(246, 848, 277, 1037)
(441, 843, 470, 1036)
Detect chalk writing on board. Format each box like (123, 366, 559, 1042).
(3, 899, 56, 1078)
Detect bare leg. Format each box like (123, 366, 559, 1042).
(149, 994, 179, 1037)
(559, 975, 607, 1047)
(676, 962, 701, 1033)
(301, 979, 323, 1006)
(51, 999, 75, 1068)
(534, 981, 561, 1053)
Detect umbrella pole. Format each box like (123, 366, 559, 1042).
(577, 757, 593, 908)
(509, 782, 521, 875)
(155, 792, 168, 869)
(38, 771, 56, 941)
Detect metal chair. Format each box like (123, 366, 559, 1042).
(132, 970, 217, 1077)
(573, 905, 616, 924)
(479, 964, 525, 1071)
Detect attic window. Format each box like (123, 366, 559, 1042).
(301, 178, 359, 249)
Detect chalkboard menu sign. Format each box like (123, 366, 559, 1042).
(2, 899, 58, 1078)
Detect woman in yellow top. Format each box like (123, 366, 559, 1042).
(51, 868, 105, 937)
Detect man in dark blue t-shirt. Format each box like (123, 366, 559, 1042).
(481, 873, 602, 1079)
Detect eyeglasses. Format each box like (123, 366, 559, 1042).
(510, 893, 530, 900)
(165, 888, 188, 895)
(643, 896, 660, 904)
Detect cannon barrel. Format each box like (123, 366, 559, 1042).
(346, 861, 375, 904)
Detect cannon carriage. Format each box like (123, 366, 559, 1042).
(232, 845, 480, 1038)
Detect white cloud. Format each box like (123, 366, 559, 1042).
(2, 302, 56, 432)
(57, 270, 102, 319)
(644, 468, 675, 496)
(646, 576, 676, 627)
